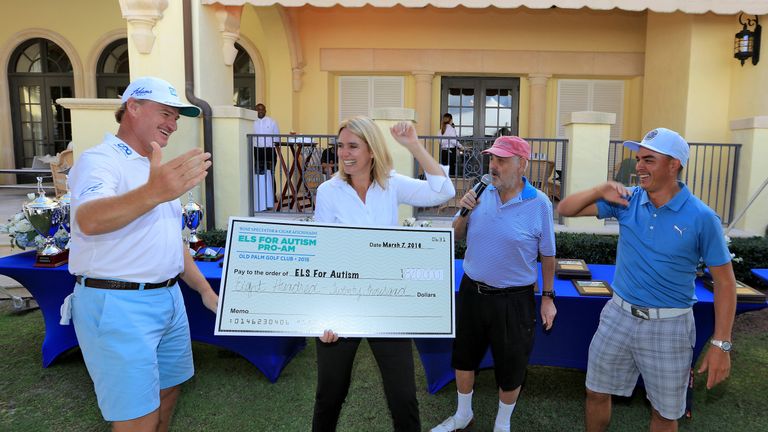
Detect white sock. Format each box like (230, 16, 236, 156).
(455, 390, 473, 419)
(494, 400, 516, 431)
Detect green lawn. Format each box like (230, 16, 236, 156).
(1, 304, 766, 431)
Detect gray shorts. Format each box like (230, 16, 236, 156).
(585, 300, 695, 420)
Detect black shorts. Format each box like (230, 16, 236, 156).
(451, 274, 536, 391)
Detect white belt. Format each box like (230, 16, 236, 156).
(612, 294, 691, 320)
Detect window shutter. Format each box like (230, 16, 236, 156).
(592, 81, 625, 140)
(556, 79, 624, 139)
(556, 80, 590, 138)
(339, 76, 404, 123)
(339, 77, 370, 123)
(372, 77, 404, 109)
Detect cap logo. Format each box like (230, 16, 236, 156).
(129, 87, 152, 97)
(168, 86, 177, 97)
(644, 129, 659, 141)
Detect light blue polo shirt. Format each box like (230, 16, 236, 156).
(461, 177, 556, 288)
(596, 182, 731, 308)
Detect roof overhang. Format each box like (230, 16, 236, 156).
(201, 0, 768, 15)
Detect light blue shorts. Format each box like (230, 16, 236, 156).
(586, 300, 695, 420)
(71, 283, 194, 422)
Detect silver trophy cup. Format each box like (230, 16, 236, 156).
(23, 177, 67, 266)
(183, 192, 204, 250)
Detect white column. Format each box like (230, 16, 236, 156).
(527, 73, 551, 138)
(729, 116, 768, 235)
(372, 107, 418, 222)
(412, 72, 434, 136)
(562, 111, 615, 229)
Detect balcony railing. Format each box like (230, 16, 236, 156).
(248, 133, 569, 221)
(608, 140, 741, 224)
(249, 134, 740, 226)
(248, 134, 336, 215)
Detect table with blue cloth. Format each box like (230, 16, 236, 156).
(752, 268, 768, 284)
(414, 260, 768, 394)
(0, 251, 306, 382)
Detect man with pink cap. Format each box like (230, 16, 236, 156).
(432, 136, 557, 432)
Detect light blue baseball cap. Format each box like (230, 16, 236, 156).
(121, 76, 201, 118)
(623, 128, 689, 167)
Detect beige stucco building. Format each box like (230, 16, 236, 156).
(2, 0, 767, 233)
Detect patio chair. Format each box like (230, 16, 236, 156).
(527, 159, 556, 199)
(50, 149, 73, 197)
(613, 158, 638, 186)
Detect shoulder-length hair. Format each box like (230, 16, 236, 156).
(336, 116, 393, 188)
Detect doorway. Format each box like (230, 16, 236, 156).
(440, 77, 520, 138)
(8, 38, 73, 169)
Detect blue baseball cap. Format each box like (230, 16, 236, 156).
(623, 128, 689, 167)
(121, 76, 201, 118)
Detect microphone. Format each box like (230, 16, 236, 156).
(460, 174, 492, 216)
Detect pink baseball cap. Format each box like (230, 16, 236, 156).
(482, 136, 531, 159)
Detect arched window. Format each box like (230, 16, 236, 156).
(233, 43, 255, 110)
(8, 38, 73, 168)
(97, 38, 129, 99)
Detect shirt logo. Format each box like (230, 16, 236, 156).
(168, 86, 177, 97)
(115, 142, 133, 156)
(81, 183, 103, 196)
(673, 225, 687, 237)
(129, 86, 152, 97)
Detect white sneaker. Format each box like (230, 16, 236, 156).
(430, 414, 474, 432)
(493, 427, 510, 432)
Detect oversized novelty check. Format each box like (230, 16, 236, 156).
(214, 218, 455, 338)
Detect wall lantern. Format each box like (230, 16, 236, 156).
(734, 13, 761, 66)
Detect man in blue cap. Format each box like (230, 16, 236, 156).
(558, 128, 737, 432)
(66, 76, 218, 431)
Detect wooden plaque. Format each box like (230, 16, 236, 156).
(555, 258, 592, 280)
(700, 277, 767, 304)
(572, 279, 613, 297)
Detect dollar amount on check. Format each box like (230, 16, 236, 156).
(214, 218, 455, 338)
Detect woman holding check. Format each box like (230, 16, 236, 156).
(312, 116, 455, 431)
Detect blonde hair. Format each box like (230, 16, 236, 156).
(336, 116, 393, 188)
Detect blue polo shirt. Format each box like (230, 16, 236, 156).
(461, 177, 556, 288)
(596, 182, 731, 308)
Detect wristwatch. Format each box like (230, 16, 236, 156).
(541, 290, 556, 299)
(710, 339, 732, 353)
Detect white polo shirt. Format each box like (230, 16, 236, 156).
(68, 134, 184, 283)
(313, 167, 454, 226)
(252, 116, 280, 148)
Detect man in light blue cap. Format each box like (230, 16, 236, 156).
(558, 128, 737, 432)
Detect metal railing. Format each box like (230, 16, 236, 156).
(607, 140, 740, 224)
(247, 134, 336, 215)
(415, 136, 568, 222)
(248, 133, 569, 221)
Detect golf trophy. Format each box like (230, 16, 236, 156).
(23, 177, 67, 267)
(182, 192, 205, 251)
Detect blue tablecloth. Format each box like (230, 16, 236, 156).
(751, 268, 768, 284)
(0, 251, 305, 382)
(414, 260, 768, 394)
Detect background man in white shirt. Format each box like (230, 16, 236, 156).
(252, 103, 280, 174)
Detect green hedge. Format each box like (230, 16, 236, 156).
(199, 229, 227, 248)
(197, 229, 768, 288)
